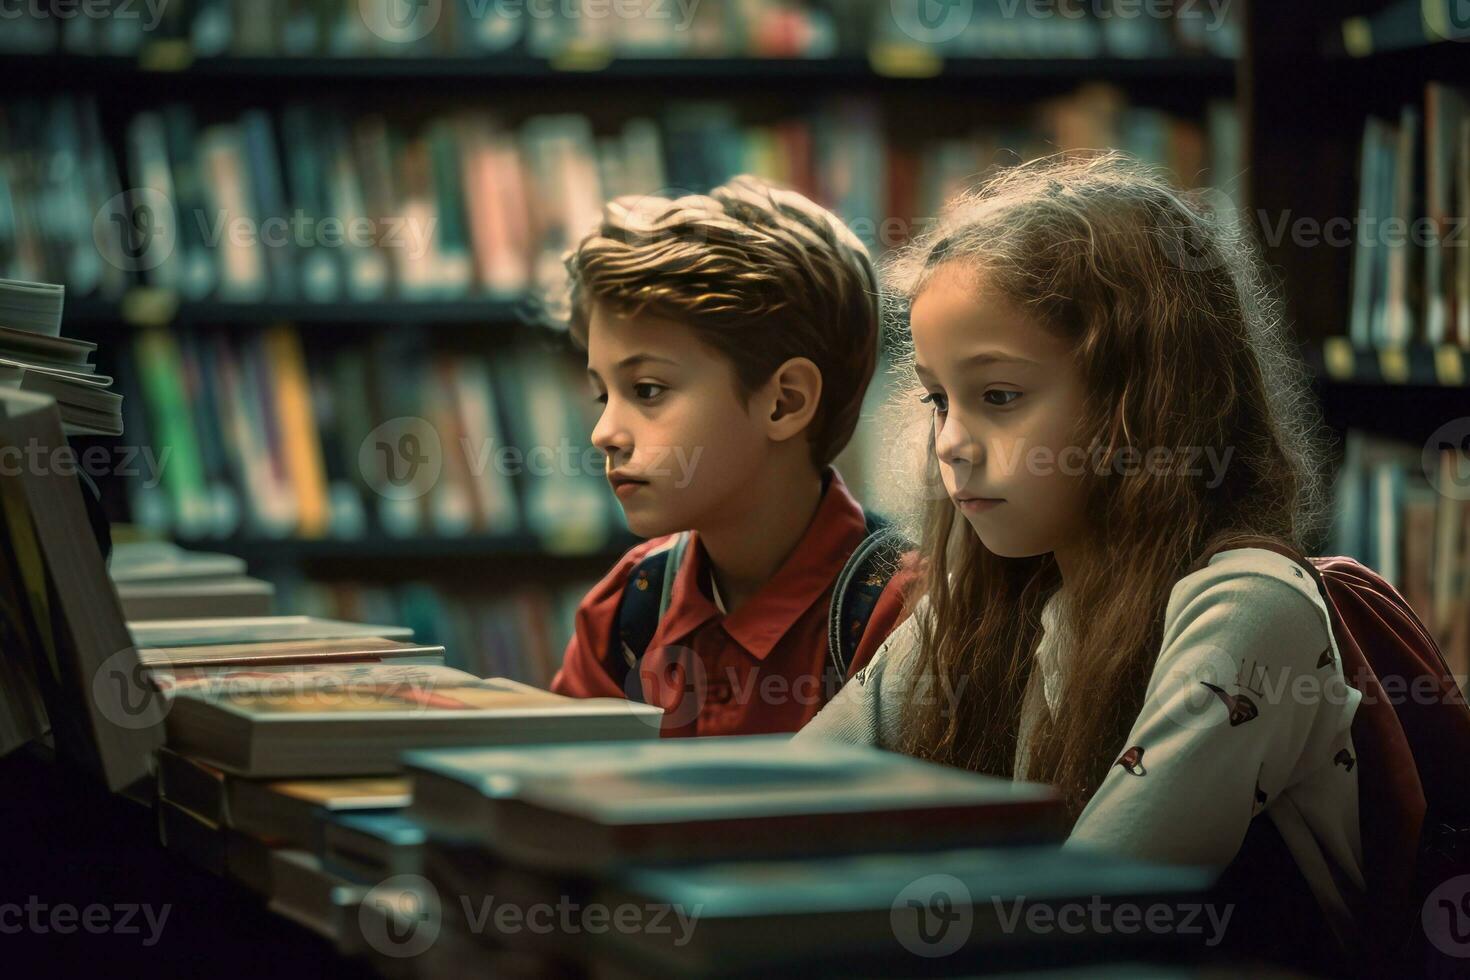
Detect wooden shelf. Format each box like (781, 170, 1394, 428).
(1308, 339, 1470, 388)
(13, 52, 1237, 88)
(66, 294, 538, 330)
(179, 531, 637, 570)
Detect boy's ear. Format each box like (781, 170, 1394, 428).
(762, 357, 822, 445)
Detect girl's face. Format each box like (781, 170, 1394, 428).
(909, 263, 1091, 566)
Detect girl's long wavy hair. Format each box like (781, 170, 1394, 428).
(889, 152, 1331, 818)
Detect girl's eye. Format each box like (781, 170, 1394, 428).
(984, 390, 1022, 407)
(918, 392, 948, 415)
(592, 390, 608, 405)
(633, 382, 667, 401)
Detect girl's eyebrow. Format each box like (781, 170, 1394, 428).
(960, 350, 1037, 367)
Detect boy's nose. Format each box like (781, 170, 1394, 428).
(591, 407, 631, 460)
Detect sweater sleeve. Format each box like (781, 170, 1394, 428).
(796, 597, 927, 747)
(1065, 551, 1360, 872)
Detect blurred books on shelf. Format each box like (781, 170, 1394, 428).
(118, 326, 618, 547)
(2, 0, 1241, 60)
(272, 575, 587, 688)
(7, 93, 1236, 311)
(1346, 81, 1469, 351)
(1331, 430, 1470, 684)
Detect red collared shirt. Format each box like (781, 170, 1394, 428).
(550, 468, 915, 736)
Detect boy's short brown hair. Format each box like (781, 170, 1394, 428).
(564, 175, 879, 468)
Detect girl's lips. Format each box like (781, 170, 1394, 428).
(956, 497, 1004, 512)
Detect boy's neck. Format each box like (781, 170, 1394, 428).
(698, 465, 827, 615)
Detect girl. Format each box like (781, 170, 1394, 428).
(799, 153, 1363, 971)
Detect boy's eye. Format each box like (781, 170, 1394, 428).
(918, 392, 948, 415)
(984, 390, 1022, 407)
(633, 382, 667, 401)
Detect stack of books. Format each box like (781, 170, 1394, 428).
(0, 387, 163, 789)
(379, 736, 1216, 978)
(152, 663, 660, 948)
(109, 539, 276, 620)
(0, 279, 122, 436)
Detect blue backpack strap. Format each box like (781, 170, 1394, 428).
(827, 511, 909, 684)
(611, 532, 689, 703)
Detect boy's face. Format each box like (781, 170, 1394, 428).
(909, 263, 1090, 562)
(585, 303, 769, 538)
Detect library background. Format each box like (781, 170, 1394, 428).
(2, 1, 1470, 978)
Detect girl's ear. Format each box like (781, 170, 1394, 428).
(762, 357, 823, 445)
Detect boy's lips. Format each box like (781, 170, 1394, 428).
(608, 471, 650, 498)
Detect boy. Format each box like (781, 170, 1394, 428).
(550, 175, 913, 736)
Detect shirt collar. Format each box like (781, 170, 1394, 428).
(654, 467, 869, 659)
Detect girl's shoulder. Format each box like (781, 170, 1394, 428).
(1163, 546, 1334, 657)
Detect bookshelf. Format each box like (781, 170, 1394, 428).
(1244, 4, 1470, 674)
(8, 2, 1246, 647)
